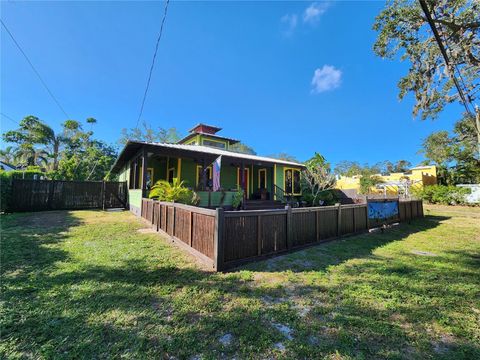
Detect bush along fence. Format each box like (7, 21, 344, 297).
(4, 179, 128, 212)
(140, 198, 424, 271)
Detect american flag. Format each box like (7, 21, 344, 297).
(212, 155, 222, 191)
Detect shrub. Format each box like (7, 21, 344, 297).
(2, 167, 45, 180)
(414, 185, 471, 205)
(302, 189, 338, 206)
(232, 188, 244, 209)
(0, 172, 12, 212)
(148, 178, 199, 205)
(359, 175, 384, 194)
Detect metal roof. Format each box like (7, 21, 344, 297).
(111, 141, 304, 172)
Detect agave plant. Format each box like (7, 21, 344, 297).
(148, 178, 197, 204)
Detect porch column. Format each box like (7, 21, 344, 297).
(202, 158, 207, 191)
(141, 146, 148, 196)
(241, 162, 246, 208)
(270, 167, 275, 201)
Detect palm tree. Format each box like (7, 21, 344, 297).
(3, 116, 66, 171)
(15, 144, 49, 168)
(0, 146, 18, 166)
(28, 119, 66, 171)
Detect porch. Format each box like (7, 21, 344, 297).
(116, 142, 295, 210)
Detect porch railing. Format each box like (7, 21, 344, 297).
(273, 184, 287, 203)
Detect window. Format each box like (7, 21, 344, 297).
(196, 165, 212, 188)
(129, 159, 153, 190)
(129, 161, 136, 189)
(202, 139, 226, 149)
(129, 158, 141, 189)
(293, 169, 301, 194)
(258, 169, 267, 189)
(284, 168, 301, 195)
(146, 168, 154, 188)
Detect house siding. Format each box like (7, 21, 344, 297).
(149, 156, 166, 184)
(128, 189, 143, 215)
(180, 158, 197, 187)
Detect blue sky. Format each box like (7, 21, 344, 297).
(1, 1, 463, 167)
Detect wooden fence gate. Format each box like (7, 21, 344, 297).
(9, 179, 128, 212)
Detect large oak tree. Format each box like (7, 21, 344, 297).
(373, 0, 480, 153)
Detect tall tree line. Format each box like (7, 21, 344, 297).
(1, 116, 117, 180)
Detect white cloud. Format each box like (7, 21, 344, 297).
(281, 14, 298, 35)
(311, 65, 342, 93)
(303, 2, 330, 24)
(281, 2, 331, 35)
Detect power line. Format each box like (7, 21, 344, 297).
(418, 0, 476, 117)
(135, 0, 170, 129)
(1, 19, 70, 119)
(431, 7, 475, 107)
(1, 112, 19, 125)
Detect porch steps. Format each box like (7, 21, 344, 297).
(243, 200, 285, 210)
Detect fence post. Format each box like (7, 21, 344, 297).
(172, 204, 176, 236)
(101, 181, 106, 210)
(257, 215, 262, 256)
(188, 210, 193, 247)
(352, 205, 356, 233)
(365, 201, 370, 230)
(214, 207, 225, 271)
(336, 203, 342, 237)
(286, 205, 293, 249)
(47, 180, 55, 210)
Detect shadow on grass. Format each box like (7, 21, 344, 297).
(1, 210, 83, 275)
(240, 215, 451, 273)
(2, 211, 479, 359)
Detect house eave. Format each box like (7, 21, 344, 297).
(110, 141, 305, 174)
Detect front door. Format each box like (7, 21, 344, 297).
(237, 167, 250, 199)
(258, 168, 267, 190)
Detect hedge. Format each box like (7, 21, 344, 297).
(413, 185, 471, 205)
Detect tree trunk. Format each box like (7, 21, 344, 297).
(53, 142, 59, 171)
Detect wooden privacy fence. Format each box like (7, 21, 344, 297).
(141, 199, 218, 267)
(399, 200, 424, 222)
(141, 199, 424, 271)
(9, 179, 128, 212)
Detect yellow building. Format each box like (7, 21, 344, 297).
(335, 165, 437, 197)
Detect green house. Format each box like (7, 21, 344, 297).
(111, 124, 305, 214)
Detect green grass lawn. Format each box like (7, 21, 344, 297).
(1, 205, 479, 359)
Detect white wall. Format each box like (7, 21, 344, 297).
(457, 184, 480, 204)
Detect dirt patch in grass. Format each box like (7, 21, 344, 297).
(6, 210, 80, 230)
(137, 228, 156, 234)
